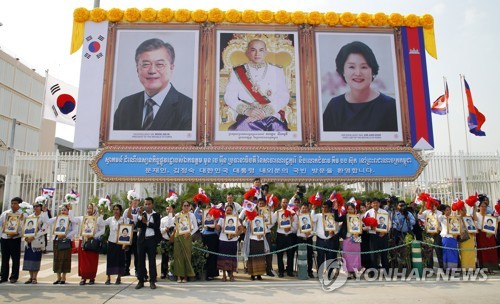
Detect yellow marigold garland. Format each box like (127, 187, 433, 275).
(420, 14, 434, 29)
(74, 7, 90, 23)
(372, 12, 388, 26)
(274, 10, 290, 24)
(175, 9, 191, 22)
(290, 11, 306, 25)
(241, 10, 257, 23)
(107, 8, 123, 22)
(208, 8, 225, 23)
(258, 10, 274, 24)
(141, 8, 157, 22)
(404, 14, 420, 28)
(388, 13, 404, 27)
(90, 8, 107, 23)
(192, 9, 208, 23)
(323, 12, 339, 26)
(157, 8, 174, 23)
(307, 11, 323, 25)
(124, 8, 141, 22)
(224, 9, 241, 23)
(356, 12, 371, 27)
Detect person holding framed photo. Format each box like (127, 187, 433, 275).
(476, 196, 498, 273)
(22, 199, 49, 285)
(47, 204, 77, 285)
(337, 202, 362, 280)
(201, 206, 220, 281)
(101, 203, 128, 285)
(314, 200, 337, 277)
(216, 205, 242, 282)
(243, 212, 268, 281)
(257, 197, 276, 277)
(437, 205, 459, 270)
(322, 40, 397, 132)
(173, 200, 198, 283)
(272, 197, 297, 277)
(453, 200, 477, 269)
(362, 198, 390, 273)
(418, 197, 444, 269)
(122, 192, 140, 278)
(69, 203, 105, 285)
(113, 38, 193, 131)
(160, 203, 175, 280)
(0, 197, 26, 284)
(296, 203, 316, 278)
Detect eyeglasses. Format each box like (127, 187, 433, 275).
(183, 204, 190, 207)
(138, 61, 167, 71)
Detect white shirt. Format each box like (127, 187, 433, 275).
(217, 218, 239, 242)
(137, 211, 156, 238)
(0, 209, 24, 239)
(160, 214, 175, 240)
(102, 216, 126, 244)
(363, 208, 390, 235)
(418, 209, 443, 232)
(314, 213, 333, 240)
(47, 216, 78, 240)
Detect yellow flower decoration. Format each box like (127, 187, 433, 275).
(404, 14, 420, 27)
(290, 11, 306, 25)
(90, 8, 107, 23)
(258, 10, 274, 24)
(420, 14, 434, 29)
(340, 12, 355, 26)
(307, 11, 323, 25)
(323, 12, 339, 26)
(388, 13, 404, 27)
(157, 8, 174, 23)
(356, 12, 371, 27)
(274, 10, 290, 24)
(192, 9, 207, 23)
(124, 8, 141, 22)
(141, 8, 157, 22)
(225, 9, 241, 23)
(175, 9, 191, 22)
(208, 8, 224, 23)
(74, 7, 90, 23)
(107, 8, 123, 22)
(242, 10, 257, 23)
(372, 12, 388, 26)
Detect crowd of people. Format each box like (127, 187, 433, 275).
(1, 180, 499, 288)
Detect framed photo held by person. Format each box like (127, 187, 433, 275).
(176, 213, 191, 235)
(482, 215, 498, 235)
(4, 213, 21, 235)
(298, 214, 313, 233)
(277, 210, 292, 229)
(53, 214, 70, 236)
(117, 223, 133, 245)
(251, 216, 265, 236)
(425, 214, 438, 234)
(203, 209, 216, 228)
(447, 216, 462, 236)
(462, 216, 477, 234)
(22, 216, 38, 238)
(223, 214, 238, 235)
(347, 214, 361, 234)
(323, 213, 336, 232)
(375, 213, 389, 233)
(81, 215, 97, 237)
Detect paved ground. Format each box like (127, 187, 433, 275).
(1, 252, 500, 303)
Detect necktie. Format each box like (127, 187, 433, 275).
(142, 98, 156, 130)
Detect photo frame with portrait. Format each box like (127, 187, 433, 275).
(347, 214, 362, 234)
(447, 216, 462, 236)
(425, 214, 439, 234)
(214, 29, 303, 144)
(251, 216, 265, 236)
(323, 213, 336, 232)
(315, 30, 404, 144)
(116, 223, 133, 245)
(81, 216, 97, 237)
(462, 216, 477, 234)
(203, 209, 216, 228)
(298, 214, 313, 233)
(176, 213, 191, 235)
(259, 206, 271, 226)
(22, 216, 39, 238)
(375, 213, 389, 233)
(53, 215, 70, 236)
(101, 25, 200, 145)
(223, 214, 238, 235)
(277, 210, 292, 229)
(3, 213, 21, 235)
(482, 215, 498, 235)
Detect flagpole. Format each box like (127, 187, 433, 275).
(444, 76, 456, 199)
(459, 74, 470, 154)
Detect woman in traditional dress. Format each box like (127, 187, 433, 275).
(476, 197, 498, 273)
(70, 203, 105, 285)
(101, 203, 127, 285)
(438, 205, 459, 270)
(454, 199, 477, 269)
(173, 201, 198, 283)
(243, 206, 269, 281)
(337, 202, 362, 279)
(48, 204, 77, 284)
(216, 204, 241, 281)
(201, 206, 219, 281)
(22, 199, 49, 284)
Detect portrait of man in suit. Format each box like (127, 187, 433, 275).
(113, 38, 193, 131)
(253, 219, 264, 233)
(300, 216, 311, 231)
(377, 216, 387, 230)
(465, 218, 476, 231)
(55, 219, 66, 233)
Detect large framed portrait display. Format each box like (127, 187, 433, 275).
(215, 30, 302, 143)
(315, 30, 403, 143)
(104, 25, 200, 143)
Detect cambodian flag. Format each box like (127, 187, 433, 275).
(41, 187, 55, 198)
(431, 80, 449, 115)
(464, 79, 486, 136)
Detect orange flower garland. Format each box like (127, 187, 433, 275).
(74, 7, 90, 23)
(107, 8, 123, 22)
(307, 11, 323, 25)
(157, 8, 174, 23)
(208, 8, 225, 23)
(175, 9, 191, 22)
(90, 8, 107, 23)
(124, 8, 141, 22)
(141, 8, 157, 22)
(274, 10, 290, 24)
(258, 10, 274, 24)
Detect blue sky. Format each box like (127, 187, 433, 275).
(1, 0, 498, 153)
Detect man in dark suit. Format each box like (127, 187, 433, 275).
(253, 219, 264, 233)
(113, 38, 192, 131)
(128, 197, 161, 290)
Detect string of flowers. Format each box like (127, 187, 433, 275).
(73, 7, 433, 28)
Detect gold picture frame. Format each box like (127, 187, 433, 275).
(81, 216, 97, 237)
(347, 214, 361, 235)
(298, 213, 313, 233)
(323, 213, 336, 232)
(223, 214, 238, 235)
(3, 213, 21, 235)
(277, 210, 292, 229)
(176, 213, 191, 235)
(447, 216, 461, 236)
(22, 216, 39, 238)
(117, 223, 133, 245)
(251, 216, 265, 236)
(53, 215, 70, 236)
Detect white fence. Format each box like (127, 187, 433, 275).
(2, 150, 500, 214)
